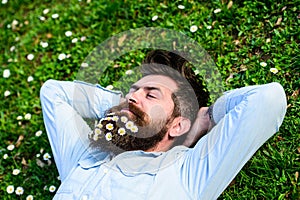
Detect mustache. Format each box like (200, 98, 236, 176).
(107, 101, 150, 126)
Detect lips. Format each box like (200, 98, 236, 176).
(121, 108, 135, 117)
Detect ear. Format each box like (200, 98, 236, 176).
(168, 117, 191, 137)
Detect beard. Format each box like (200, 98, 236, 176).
(89, 101, 173, 154)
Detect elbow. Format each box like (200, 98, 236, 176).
(268, 82, 287, 113)
(40, 79, 58, 104)
(262, 82, 287, 129)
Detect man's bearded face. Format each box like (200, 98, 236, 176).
(89, 101, 173, 153)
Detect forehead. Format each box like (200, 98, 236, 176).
(133, 75, 178, 93)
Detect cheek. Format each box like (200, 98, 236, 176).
(147, 104, 173, 122)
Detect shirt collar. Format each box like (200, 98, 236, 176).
(108, 146, 188, 176)
(79, 146, 188, 176)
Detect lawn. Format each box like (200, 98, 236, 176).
(0, 0, 299, 199)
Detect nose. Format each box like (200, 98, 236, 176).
(126, 88, 144, 104)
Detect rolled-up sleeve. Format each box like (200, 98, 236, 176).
(40, 80, 122, 181)
(181, 82, 287, 199)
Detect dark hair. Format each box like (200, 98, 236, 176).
(141, 49, 209, 122)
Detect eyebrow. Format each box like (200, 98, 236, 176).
(130, 85, 163, 95)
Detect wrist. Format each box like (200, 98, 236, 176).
(207, 105, 215, 125)
(206, 105, 216, 132)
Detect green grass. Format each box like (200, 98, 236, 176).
(1, 0, 299, 199)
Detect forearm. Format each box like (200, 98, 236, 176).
(210, 82, 287, 128)
(40, 79, 122, 119)
(183, 82, 287, 199)
(40, 79, 121, 179)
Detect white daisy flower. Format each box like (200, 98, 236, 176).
(96, 123, 103, 129)
(43, 153, 51, 161)
(190, 25, 198, 33)
(51, 13, 59, 19)
(106, 85, 114, 90)
(152, 15, 158, 21)
(26, 195, 34, 200)
(40, 41, 48, 48)
(36, 153, 41, 157)
(207, 25, 212, 29)
(266, 38, 271, 43)
(17, 115, 23, 120)
(39, 16, 46, 21)
(49, 185, 56, 192)
(214, 8, 222, 13)
(10, 46, 15, 52)
(125, 121, 134, 129)
(3, 154, 8, 159)
(27, 54, 34, 61)
(43, 8, 50, 15)
(3, 69, 10, 78)
(12, 19, 18, 26)
(65, 31, 72, 37)
(105, 132, 112, 141)
(125, 69, 133, 75)
(12, 169, 21, 175)
(193, 69, 200, 75)
(94, 128, 102, 135)
(15, 186, 24, 195)
(81, 62, 89, 68)
(112, 116, 119, 122)
(27, 76, 34, 82)
(6, 185, 14, 194)
(2, 0, 8, 4)
(130, 125, 138, 133)
(24, 113, 31, 120)
(178, 5, 185, 9)
(118, 128, 126, 136)
(4, 90, 11, 97)
(58, 53, 66, 60)
(80, 36, 86, 41)
(270, 68, 279, 74)
(7, 144, 15, 151)
(121, 116, 128, 123)
(106, 123, 114, 131)
(71, 38, 78, 43)
(35, 130, 42, 137)
(260, 62, 267, 67)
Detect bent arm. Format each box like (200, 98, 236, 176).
(40, 80, 122, 119)
(181, 82, 287, 199)
(40, 80, 121, 180)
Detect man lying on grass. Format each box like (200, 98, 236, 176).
(40, 49, 287, 199)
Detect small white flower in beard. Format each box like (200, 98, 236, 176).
(112, 116, 119, 122)
(118, 128, 126, 136)
(125, 121, 134, 130)
(106, 123, 114, 131)
(94, 128, 102, 135)
(121, 116, 128, 123)
(105, 132, 112, 141)
(130, 125, 138, 133)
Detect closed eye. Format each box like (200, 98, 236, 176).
(147, 93, 156, 99)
